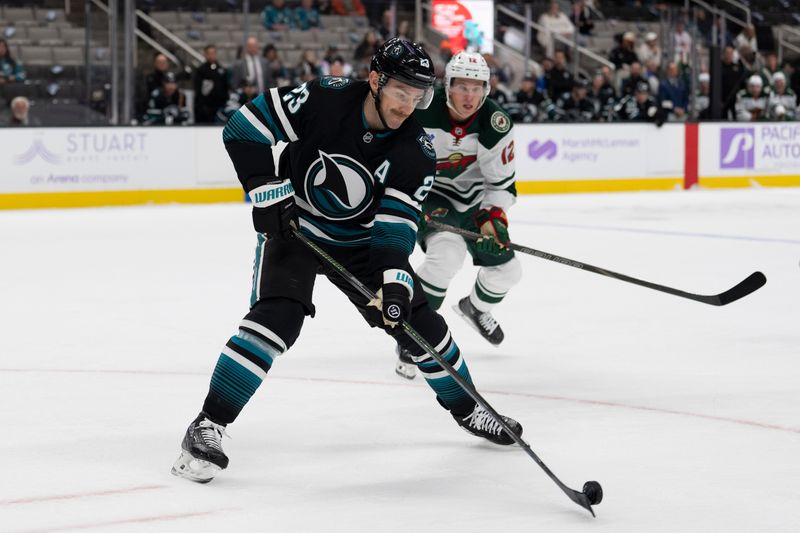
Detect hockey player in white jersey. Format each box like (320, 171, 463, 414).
(395, 51, 521, 379)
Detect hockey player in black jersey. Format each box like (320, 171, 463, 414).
(171, 38, 523, 484)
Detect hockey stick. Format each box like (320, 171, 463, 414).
(292, 228, 600, 517)
(426, 219, 766, 306)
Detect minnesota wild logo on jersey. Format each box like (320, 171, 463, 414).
(304, 151, 374, 221)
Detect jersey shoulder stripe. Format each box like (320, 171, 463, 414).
(250, 93, 288, 142)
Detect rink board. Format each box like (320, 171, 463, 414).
(1, 122, 798, 209)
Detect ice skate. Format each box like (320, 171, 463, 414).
(453, 403, 522, 445)
(171, 414, 229, 483)
(453, 297, 504, 345)
(394, 345, 417, 380)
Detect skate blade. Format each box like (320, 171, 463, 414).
(395, 360, 417, 380)
(452, 303, 482, 336)
(171, 450, 222, 484)
(457, 426, 519, 447)
(451, 304, 503, 346)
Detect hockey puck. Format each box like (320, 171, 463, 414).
(583, 481, 603, 505)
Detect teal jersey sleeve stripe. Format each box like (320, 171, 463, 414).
(222, 110, 273, 144)
(372, 221, 416, 255)
(251, 94, 287, 143)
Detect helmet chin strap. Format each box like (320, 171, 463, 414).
(371, 87, 392, 130)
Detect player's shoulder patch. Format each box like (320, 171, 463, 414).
(416, 133, 436, 160)
(490, 110, 512, 133)
(319, 76, 352, 90)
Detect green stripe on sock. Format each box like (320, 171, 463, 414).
(474, 279, 505, 304)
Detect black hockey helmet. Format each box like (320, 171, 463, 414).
(370, 37, 435, 109)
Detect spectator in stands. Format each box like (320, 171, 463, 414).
(194, 45, 230, 124)
(609, 32, 637, 70)
(396, 20, 411, 41)
(296, 49, 322, 82)
(216, 79, 260, 123)
(145, 53, 170, 99)
(377, 8, 394, 41)
(787, 59, 800, 98)
(620, 61, 646, 96)
(0, 39, 25, 83)
(735, 75, 768, 122)
(693, 7, 713, 46)
(672, 21, 692, 66)
(488, 70, 512, 106)
(614, 81, 665, 125)
(695, 72, 711, 120)
(515, 74, 545, 107)
(8, 95, 30, 125)
(570, 0, 594, 45)
(767, 72, 796, 121)
(589, 71, 616, 121)
(232, 37, 272, 94)
(536, 57, 553, 94)
(549, 79, 596, 122)
(737, 44, 759, 75)
(362, 0, 384, 27)
(658, 62, 688, 121)
(547, 50, 574, 100)
(321, 45, 339, 69)
(321, 47, 353, 77)
(327, 56, 352, 78)
(721, 46, 746, 120)
(143, 72, 189, 125)
(637, 32, 661, 69)
(537, 0, 575, 58)
(733, 24, 757, 55)
(262, 0, 294, 31)
(643, 58, 660, 94)
(331, 0, 366, 17)
(600, 64, 615, 90)
(294, 0, 321, 31)
(353, 30, 380, 64)
(759, 52, 780, 87)
(262, 44, 291, 86)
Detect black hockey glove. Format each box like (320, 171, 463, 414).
(247, 176, 298, 239)
(366, 269, 414, 328)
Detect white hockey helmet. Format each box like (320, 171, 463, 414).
(445, 51, 491, 111)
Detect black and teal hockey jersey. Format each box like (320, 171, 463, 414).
(222, 76, 437, 273)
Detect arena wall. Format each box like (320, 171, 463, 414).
(1, 123, 799, 209)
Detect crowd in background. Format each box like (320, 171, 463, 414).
(2, 0, 799, 126)
(496, 0, 800, 124)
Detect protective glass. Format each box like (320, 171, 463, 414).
(382, 80, 434, 109)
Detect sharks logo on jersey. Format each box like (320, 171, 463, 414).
(304, 151, 374, 220)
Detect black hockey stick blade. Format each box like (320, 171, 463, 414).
(711, 271, 767, 306)
(292, 228, 598, 517)
(426, 219, 767, 307)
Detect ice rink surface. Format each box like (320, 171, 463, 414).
(1, 188, 798, 532)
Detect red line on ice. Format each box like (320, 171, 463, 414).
(0, 484, 166, 506)
(2, 367, 798, 435)
(11, 508, 233, 533)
